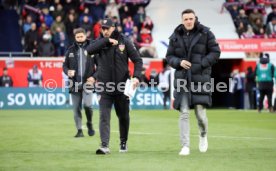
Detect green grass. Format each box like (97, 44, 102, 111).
(0, 109, 276, 171)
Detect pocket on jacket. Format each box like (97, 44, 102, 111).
(202, 67, 212, 75)
(191, 84, 212, 95)
(174, 70, 187, 79)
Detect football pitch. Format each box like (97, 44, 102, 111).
(0, 109, 276, 171)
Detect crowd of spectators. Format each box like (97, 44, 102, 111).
(225, 0, 276, 39)
(224, 0, 276, 57)
(20, 0, 157, 57)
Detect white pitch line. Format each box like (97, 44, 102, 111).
(86, 127, 276, 140)
(207, 135, 276, 140)
(109, 130, 276, 140)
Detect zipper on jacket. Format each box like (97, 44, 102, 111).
(79, 48, 83, 83)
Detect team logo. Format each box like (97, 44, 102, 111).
(119, 44, 125, 53)
(69, 53, 74, 57)
(103, 19, 107, 24)
(84, 50, 88, 56)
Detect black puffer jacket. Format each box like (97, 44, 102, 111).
(166, 22, 221, 108)
(86, 30, 143, 95)
(63, 40, 96, 93)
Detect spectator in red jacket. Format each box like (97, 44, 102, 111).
(140, 27, 152, 44)
(93, 19, 102, 39)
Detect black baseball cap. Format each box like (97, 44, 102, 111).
(101, 18, 115, 29)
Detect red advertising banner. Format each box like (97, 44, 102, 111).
(0, 58, 64, 87)
(218, 39, 276, 52)
(0, 58, 163, 87)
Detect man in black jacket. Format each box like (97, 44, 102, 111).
(166, 9, 220, 156)
(246, 67, 256, 109)
(0, 67, 13, 87)
(86, 18, 142, 154)
(63, 28, 96, 138)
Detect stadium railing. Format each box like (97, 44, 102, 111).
(0, 52, 33, 58)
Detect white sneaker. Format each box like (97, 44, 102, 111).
(199, 136, 208, 153)
(96, 147, 111, 155)
(179, 146, 190, 156)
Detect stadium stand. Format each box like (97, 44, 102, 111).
(1, 0, 156, 58)
(224, 0, 276, 39)
(224, 0, 276, 58)
(0, 8, 22, 52)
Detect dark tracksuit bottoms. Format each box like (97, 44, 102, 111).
(99, 93, 130, 147)
(71, 46, 93, 131)
(71, 91, 93, 130)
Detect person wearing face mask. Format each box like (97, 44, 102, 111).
(166, 9, 220, 156)
(63, 28, 96, 138)
(86, 18, 143, 155)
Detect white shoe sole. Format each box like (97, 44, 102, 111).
(119, 149, 128, 153)
(179, 147, 190, 156)
(179, 152, 190, 156)
(199, 149, 207, 153)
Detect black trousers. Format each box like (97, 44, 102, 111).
(248, 89, 256, 109)
(258, 89, 273, 110)
(234, 90, 244, 109)
(71, 91, 93, 130)
(99, 93, 130, 147)
(161, 87, 170, 109)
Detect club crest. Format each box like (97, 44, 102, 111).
(69, 53, 74, 57)
(119, 44, 125, 53)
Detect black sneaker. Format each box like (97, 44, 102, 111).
(88, 129, 95, 136)
(119, 142, 128, 153)
(86, 123, 95, 136)
(74, 130, 84, 138)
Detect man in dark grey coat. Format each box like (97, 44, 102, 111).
(63, 28, 96, 138)
(86, 18, 143, 154)
(166, 9, 221, 156)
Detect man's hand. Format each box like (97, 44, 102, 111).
(180, 60, 192, 70)
(86, 77, 96, 85)
(68, 70, 75, 77)
(109, 38, 118, 46)
(132, 77, 140, 89)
